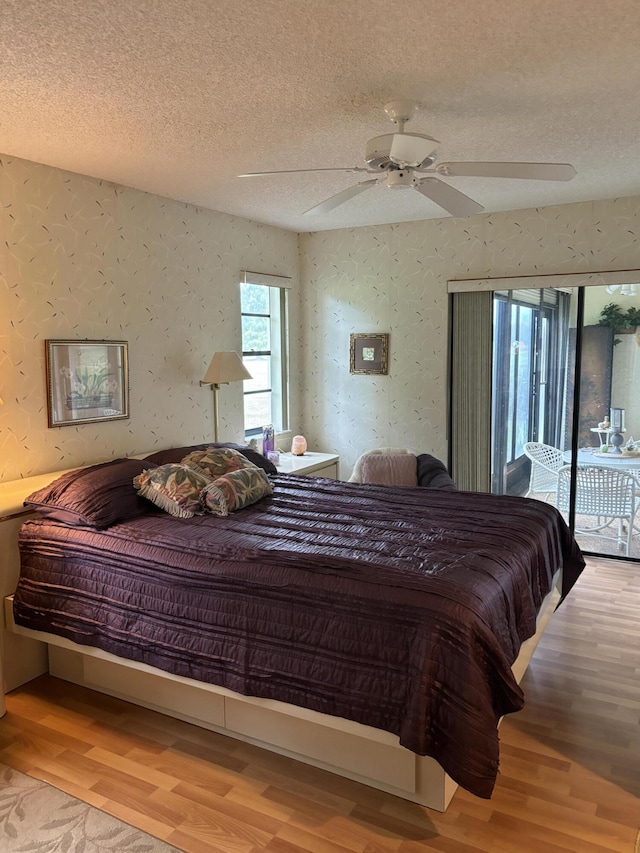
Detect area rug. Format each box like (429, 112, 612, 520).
(0, 763, 181, 852)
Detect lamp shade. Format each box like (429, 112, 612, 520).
(201, 351, 251, 385)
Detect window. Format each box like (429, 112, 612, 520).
(240, 271, 290, 436)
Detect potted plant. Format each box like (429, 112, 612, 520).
(598, 302, 640, 343)
(624, 306, 640, 328)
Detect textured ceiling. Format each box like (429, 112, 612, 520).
(2, 0, 640, 232)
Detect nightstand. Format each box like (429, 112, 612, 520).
(276, 452, 339, 479)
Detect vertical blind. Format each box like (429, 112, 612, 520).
(449, 291, 493, 492)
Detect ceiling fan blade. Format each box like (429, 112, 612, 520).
(436, 161, 577, 181)
(303, 180, 378, 216)
(415, 177, 485, 217)
(238, 167, 370, 178)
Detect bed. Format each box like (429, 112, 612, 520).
(2, 445, 584, 811)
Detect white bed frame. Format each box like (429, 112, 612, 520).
(0, 465, 560, 812)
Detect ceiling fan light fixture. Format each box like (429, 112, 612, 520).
(386, 170, 418, 189)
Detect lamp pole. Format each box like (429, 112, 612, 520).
(212, 383, 220, 442)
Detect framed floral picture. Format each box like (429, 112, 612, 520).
(46, 340, 130, 427)
(349, 333, 389, 375)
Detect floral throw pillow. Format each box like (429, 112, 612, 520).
(133, 464, 212, 518)
(203, 467, 274, 517)
(181, 447, 257, 479)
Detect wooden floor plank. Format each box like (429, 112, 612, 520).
(1, 555, 639, 852)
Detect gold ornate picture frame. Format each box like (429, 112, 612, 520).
(350, 333, 389, 375)
(46, 339, 130, 427)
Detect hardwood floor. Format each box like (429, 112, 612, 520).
(1, 556, 639, 852)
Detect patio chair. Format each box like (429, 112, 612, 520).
(556, 464, 639, 556)
(523, 442, 564, 500)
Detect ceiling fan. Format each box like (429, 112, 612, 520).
(238, 100, 577, 218)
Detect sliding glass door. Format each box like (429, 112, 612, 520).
(484, 283, 640, 560)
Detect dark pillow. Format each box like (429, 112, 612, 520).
(24, 458, 158, 528)
(145, 442, 277, 475)
(143, 443, 210, 465)
(416, 454, 457, 490)
(223, 443, 278, 475)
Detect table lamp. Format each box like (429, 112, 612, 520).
(200, 352, 252, 442)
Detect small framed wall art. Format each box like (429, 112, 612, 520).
(349, 333, 389, 375)
(46, 339, 130, 427)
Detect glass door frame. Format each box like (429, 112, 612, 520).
(491, 289, 569, 495)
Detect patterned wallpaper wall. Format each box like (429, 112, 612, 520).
(2, 149, 639, 485)
(0, 155, 299, 481)
(300, 197, 640, 478)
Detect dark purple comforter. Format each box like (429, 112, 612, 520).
(14, 475, 584, 798)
